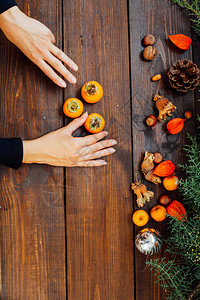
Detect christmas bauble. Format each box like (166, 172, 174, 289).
(135, 228, 162, 255)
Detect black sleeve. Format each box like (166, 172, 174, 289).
(0, 138, 23, 169)
(0, 0, 17, 15)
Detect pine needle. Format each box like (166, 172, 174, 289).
(171, 0, 200, 35)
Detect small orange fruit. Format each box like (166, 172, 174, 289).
(132, 210, 149, 227)
(84, 113, 105, 133)
(63, 98, 84, 118)
(81, 81, 103, 103)
(150, 205, 166, 222)
(163, 175, 179, 191)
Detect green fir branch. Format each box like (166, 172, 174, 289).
(146, 258, 195, 300)
(166, 215, 200, 266)
(171, 0, 200, 35)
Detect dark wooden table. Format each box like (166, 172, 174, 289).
(0, 0, 199, 299)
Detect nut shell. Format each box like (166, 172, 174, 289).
(143, 34, 155, 46)
(143, 46, 158, 61)
(153, 152, 163, 164)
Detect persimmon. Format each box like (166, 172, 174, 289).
(84, 113, 105, 133)
(163, 175, 179, 191)
(81, 81, 103, 103)
(63, 98, 84, 118)
(150, 205, 166, 222)
(132, 210, 149, 227)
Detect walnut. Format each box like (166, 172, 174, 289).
(131, 181, 154, 207)
(154, 94, 176, 121)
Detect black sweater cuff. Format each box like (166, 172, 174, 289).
(0, 138, 23, 169)
(0, 0, 17, 15)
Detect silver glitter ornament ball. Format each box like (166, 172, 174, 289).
(135, 228, 163, 255)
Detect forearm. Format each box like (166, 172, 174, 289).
(22, 139, 48, 164)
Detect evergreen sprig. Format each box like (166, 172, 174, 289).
(146, 258, 197, 300)
(179, 133, 200, 212)
(166, 215, 200, 266)
(171, 0, 200, 35)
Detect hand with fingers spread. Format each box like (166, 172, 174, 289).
(22, 112, 117, 167)
(0, 6, 78, 87)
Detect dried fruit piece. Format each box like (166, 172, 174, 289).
(144, 170, 162, 184)
(167, 118, 185, 135)
(141, 151, 155, 174)
(153, 160, 175, 177)
(163, 175, 179, 191)
(143, 34, 155, 46)
(152, 74, 162, 81)
(168, 34, 192, 50)
(159, 194, 171, 206)
(166, 200, 187, 221)
(131, 181, 154, 208)
(132, 210, 149, 226)
(143, 46, 158, 60)
(153, 152, 163, 164)
(146, 115, 157, 127)
(154, 94, 177, 121)
(184, 111, 192, 119)
(150, 205, 166, 222)
(141, 151, 162, 184)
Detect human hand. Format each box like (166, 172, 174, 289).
(22, 112, 117, 167)
(0, 6, 78, 87)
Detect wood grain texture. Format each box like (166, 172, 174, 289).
(0, 0, 199, 299)
(63, 0, 134, 299)
(129, 0, 197, 299)
(0, 1, 66, 299)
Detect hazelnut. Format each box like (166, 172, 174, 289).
(146, 115, 157, 127)
(143, 34, 156, 46)
(153, 152, 163, 164)
(184, 111, 192, 119)
(143, 46, 158, 61)
(159, 195, 171, 206)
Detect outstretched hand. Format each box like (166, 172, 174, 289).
(0, 6, 78, 87)
(22, 112, 117, 167)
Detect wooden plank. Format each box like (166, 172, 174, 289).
(63, 0, 134, 299)
(129, 0, 196, 299)
(0, 1, 66, 299)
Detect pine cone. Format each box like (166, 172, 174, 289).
(168, 59, 200, 93)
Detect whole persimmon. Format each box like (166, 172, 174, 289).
(163, 175, 179, 191)
(150, 205, 166, 222)
(63, 98, 84, 118)
(81, 81, 103, 103)
(132, 210, 149, 227)
(84, 113, 105, 133)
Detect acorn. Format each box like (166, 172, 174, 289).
(146, 115, 157, 127)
